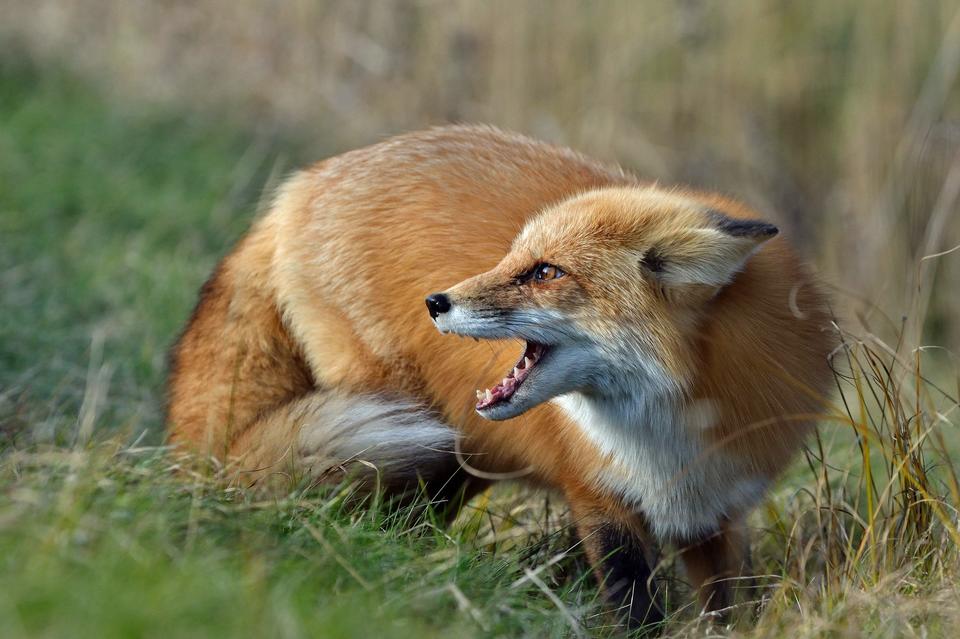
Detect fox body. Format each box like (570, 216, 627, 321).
(168, 125, 835, 627)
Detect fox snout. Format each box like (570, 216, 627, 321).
(424, 293, 452, 319)
(425, 289, 488, 338)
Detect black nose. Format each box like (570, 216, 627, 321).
(425, 293, 451, 319)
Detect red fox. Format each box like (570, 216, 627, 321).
(167, 125, 835, 628)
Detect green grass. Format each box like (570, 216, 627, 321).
(0, 59, 291, 445)
(2, 59, 960, 638)
(1, 446, 595, 639)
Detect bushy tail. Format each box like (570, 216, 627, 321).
(227, 390, 465, 498)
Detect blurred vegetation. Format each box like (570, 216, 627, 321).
(2, 2, 960, 638)
(2, 0, 958, 346)
(0, 60, 287, 444)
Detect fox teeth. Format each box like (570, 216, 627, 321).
(524, 357, 533, 369)
(476, 390, 483, 400)
(484, 389, 493, 403)
(513, 367, 522, 378)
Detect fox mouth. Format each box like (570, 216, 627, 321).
(475, 341, 549, 411)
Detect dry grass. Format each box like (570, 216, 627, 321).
(737, 323, 960, 638)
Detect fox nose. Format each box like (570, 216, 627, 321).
(425, 293, 451, 319)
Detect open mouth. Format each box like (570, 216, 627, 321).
(475, 341, 549, 411)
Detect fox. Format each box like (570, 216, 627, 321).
(167, 125, 836, 629)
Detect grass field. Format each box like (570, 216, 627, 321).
(2, 11, 960, 638)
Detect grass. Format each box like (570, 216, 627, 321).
(2, 43, 960, 639)
(1, 446, 591, 639)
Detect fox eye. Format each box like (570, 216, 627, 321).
(533, 263, 565, 281)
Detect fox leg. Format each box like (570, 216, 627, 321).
(676, 517, 752, 618)
(568, 496, 664, 630)
(227, 389, 478, 514)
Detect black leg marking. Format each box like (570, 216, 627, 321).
(596, 525, 664, 631)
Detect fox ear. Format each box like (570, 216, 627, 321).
(642, 212, 778, 290)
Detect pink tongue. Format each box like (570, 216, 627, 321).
(476, 357, 534, 410)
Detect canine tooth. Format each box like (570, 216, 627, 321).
(476, 390, 483, 400)
(524, 357, 533, 368)
(513, 367, 522, 378)
(484, 389, 493, 403)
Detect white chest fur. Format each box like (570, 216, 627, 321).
(555, 393, 768, 540)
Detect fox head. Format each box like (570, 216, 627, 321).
(426, 186, 779, 421)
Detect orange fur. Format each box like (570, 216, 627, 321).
(167, 125, 835, 628)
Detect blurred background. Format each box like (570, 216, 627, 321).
(1, 0, 958, 440)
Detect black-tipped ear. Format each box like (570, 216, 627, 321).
(707, 210, 779, 239)
(642, 210, 779, 291)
